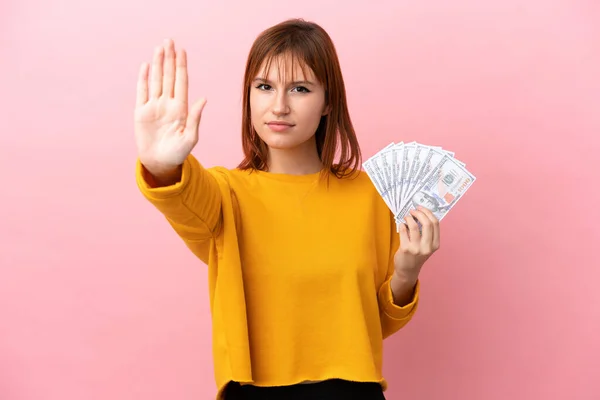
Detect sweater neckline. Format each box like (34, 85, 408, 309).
(247, 168, 326, 183)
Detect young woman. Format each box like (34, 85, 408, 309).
(134, 18, 440, 400)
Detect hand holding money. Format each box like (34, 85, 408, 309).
(364, 140, 476, 290)
(393, 205, 440, 281)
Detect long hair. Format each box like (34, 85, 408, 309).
(236, 18, 362, 180)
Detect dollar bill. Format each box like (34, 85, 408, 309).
(402, 145, 447, 205)
(362, 142, 396, 211)
(395, 154, 476, 224)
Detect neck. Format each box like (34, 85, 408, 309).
(266, 138, 323, 175)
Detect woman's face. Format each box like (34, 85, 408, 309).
(250, 53, 328, 152)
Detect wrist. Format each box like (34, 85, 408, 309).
(141, 162, 183, 188)
(393, 267, 419, 286)
(390, 271, 418, 306)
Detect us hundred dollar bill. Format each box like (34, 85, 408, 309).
(395, 154, 476, 225)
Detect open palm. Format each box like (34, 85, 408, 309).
(134, 39, 207, 175)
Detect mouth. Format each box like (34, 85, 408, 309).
(266, 121, 295, 132)
(267, 121, 295, 126)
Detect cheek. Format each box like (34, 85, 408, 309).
(299, 100, 326, 125)
(249, 93, 263, 124)
(249, 92, 258, 115)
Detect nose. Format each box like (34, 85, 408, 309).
(272, 91, 290, 116)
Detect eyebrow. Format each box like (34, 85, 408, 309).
(252, 77, 315, 86)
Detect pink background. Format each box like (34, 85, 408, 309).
(2, 0, 599, 399)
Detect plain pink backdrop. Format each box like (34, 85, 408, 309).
(2, 0, 599, 399)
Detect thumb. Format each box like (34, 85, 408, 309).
(185, 98, 207, 138)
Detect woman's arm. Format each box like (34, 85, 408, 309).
(136, 154, 223, 263)
(378, 274, 420, 339)
(377, 216, 420, 339)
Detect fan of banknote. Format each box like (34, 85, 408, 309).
(363, 141, 476, 231)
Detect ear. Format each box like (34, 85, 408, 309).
(322, 104, 331, 116)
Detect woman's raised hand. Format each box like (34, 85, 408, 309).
(134, 39, 207, 178)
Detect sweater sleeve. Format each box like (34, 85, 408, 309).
(377, 216, 420, 339)
(135, 154, 223, 264)
(378, 276, 420, 339)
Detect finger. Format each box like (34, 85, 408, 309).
(136, 62, 149, 107)
(185, 98, 207, 142)
(412, 209, 433, 248)
(150, 45, 164, 98)
(418, 206, 440, 249)
(398, 221, 410, 249)
(174, 48, 188, 106)
(405, 210, 421, 243)
(162, 39, 176, 98)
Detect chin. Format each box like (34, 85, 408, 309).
(257, 130, 312, 151)
(263, 139, 305, 151)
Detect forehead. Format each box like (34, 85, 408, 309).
(256, 52, 317, 83)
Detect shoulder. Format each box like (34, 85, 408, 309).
(334, 169, 396, 232)
(204, 165, 250, 181)
(339, 168, 372, 184)
(328, 169, 389, 212)
(331, 168, 378, 192)
(204, 166, 266, 191)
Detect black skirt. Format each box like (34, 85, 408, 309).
(223, 379, 386, 400)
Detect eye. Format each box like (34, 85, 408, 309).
(292, 86, 310, 93)
(256, 83, 272, 91)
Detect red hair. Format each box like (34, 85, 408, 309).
(236, 18, 362, 180)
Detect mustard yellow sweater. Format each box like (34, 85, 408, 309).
(135, 154, 420, 399)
